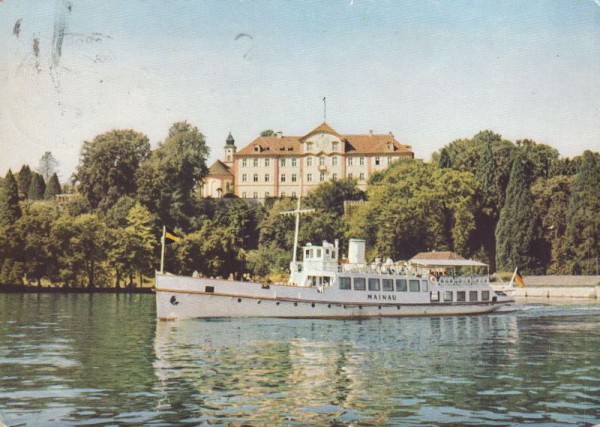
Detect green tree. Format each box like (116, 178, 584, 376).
(260, 129, 276, 137)
(75, 129, 151, 210)
(38, 151, 59, 181)
(495, 151, 540, 272)
(532, 175, 573, 274)
(565, 151, 600, 274)
(44, 173, 61, 199)
(52, 214, 110, 287)
(17, 165, 33, 199)
(137, 122, 209, 228)
(0, 170, 22, 227)
(348, 161, 479, 261)
(438, 147, 452, 168)
(28, 173, 46, 200)
(13, 204, 58, 285)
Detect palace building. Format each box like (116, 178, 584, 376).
(202, 122, 414, 199)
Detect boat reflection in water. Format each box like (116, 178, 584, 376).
(152, 314, 521, 425)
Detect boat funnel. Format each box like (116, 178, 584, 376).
(348, 238, 366, 264)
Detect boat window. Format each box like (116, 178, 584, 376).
(444, 291, 453, 302)
(469, 291, 478, 302)
(368, 278, 380, 291)
(409, 280, 420, 292)
(316, 249, 322, 258)
(421, 280, 428, 292)
(339, 277, 351, 290)
(456, 291, 466, 302)
(353, 277, 366, 291)
(305, 249, 310, 259)
(430, 291, 440, 302)
(382, 279, 394, 291)
(481, 291, 490, 301)
(396, 279, 407, 292)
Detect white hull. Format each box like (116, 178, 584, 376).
(156, 274, 510, 320)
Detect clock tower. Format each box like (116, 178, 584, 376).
(224, 132, 236, 167)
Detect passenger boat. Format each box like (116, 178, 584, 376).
(155, 201, 513, 320)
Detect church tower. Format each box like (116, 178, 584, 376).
(224, 132, 236, 166)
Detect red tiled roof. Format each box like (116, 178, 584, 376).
(235, 124, 413, 157)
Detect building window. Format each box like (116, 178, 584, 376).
(291, 174, 297, 182)
(332, 156, 338, 166)
(332, 141, 338, 151)
(281, 192, 285, 197)
(291, 158, 297, 167)
(339, 277, 351, 290)
(265, 174, 270, 182)
(360, 157, 365, 166)
(319, 173, 325, 182)
(359, 173, 365, 181)
(291, 191, 296, 198)
(353, 277, 366, 291)
(319, 157, 325, 166)
(348, 157, 353, 166)
(242, 192, 246, 198)
(253, 158, 259, 167)
(348, 173, 353, 179)
(306, 142, 313, 151)
(242, 159, 247, 167)
(265, 158, 270, 167)
(253, 174, 259, 182)
(265, 192, 270, 198)
(368, 278, 380, 291)
(332, 173, 337, 181)
(375, 157, 380, 166)
(307, 157, 313, 167)
(307, 173, 312, 182)
(281, 174, 286, 182)
(253, 192, 258, 198)
(242, 174, 247, 182)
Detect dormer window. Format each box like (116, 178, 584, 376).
(332, 141, 338, 151)
(306, 142, 313, 151)
(254, 145, 261, 152)
(387, 142, 393, 151)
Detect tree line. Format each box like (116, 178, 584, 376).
(0, 124, 598, 288)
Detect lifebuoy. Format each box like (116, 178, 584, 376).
(465, 276, 472, 285)
(447, 277, 455, 285)
(430, 275, 437, 283)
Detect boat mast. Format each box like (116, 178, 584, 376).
(280, 186, 314, 269)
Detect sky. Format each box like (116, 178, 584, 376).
(1, 0, 599, 179)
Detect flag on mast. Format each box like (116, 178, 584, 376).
(165, 226, 180, 244)
(514, 268, 525, 288)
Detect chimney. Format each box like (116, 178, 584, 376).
(389, 131, 394, 138)
(277, 131, 283, 139)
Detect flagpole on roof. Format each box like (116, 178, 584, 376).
(160, 225, 166, 274)
(323, 97, 326, 122)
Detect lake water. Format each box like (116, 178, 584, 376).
(0, 294, 598, 426)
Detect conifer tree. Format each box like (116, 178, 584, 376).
(476, 139, 498, 213)
(44, 173, 61, 199)
(495, 151, 538, 272)
(438, 148, 452, 169)
(17, 165, 32, 199)
(0, 170, 22, 227)
(565, 151, 600, 274)
(28, 173, 46, 200)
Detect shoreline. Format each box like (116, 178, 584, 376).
(0, 284, 153, 294)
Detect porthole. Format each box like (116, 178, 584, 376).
(294, 302, 298, 306)
(358, 305, 362, 309)
(378, 306, 381, 310)
(397, 305, 400, 310)
(237, 298, 241, 303)
(257, 300, 261, 304)
(311, 303, 315, 308)
(276, 302, 280, 305)
(328, 304, 331, 308)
